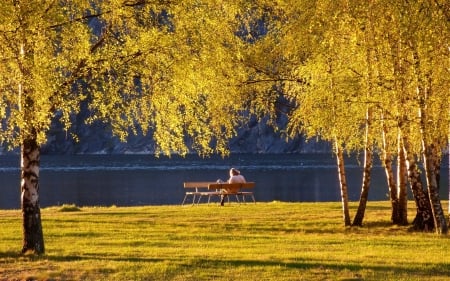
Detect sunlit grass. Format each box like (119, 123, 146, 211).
(1, 201, 449, 280)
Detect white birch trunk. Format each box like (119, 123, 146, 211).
(21, 137, 45, 254)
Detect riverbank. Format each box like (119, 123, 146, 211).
(1, 201, 449, 280)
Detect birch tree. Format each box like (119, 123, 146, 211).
(283, 0, 366, 226)
(382, 0, 435, 230)
(0, 0, 249, 254)
(262, 0, 449, 231)
(387, 0, 450, 233)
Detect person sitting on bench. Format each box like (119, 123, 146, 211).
(217, 168, 246, 206)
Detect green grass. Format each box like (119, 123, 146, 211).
(1, 201, 450, 280)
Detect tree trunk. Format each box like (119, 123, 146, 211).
(422, 142, 448, 234)
(352, 108, 373, 227)
(381, 115, 399, 223)
(21, 137, 45, 254)
(383, 151, 399, 224)
(404, 151, 434, 231)
(351, 147, 373, 226)
(396, 133, 408, 225)
(352, 14, 376, 227)
(335, 140, 351, 226)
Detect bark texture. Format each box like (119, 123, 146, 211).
(335, 142, 351, 226)
(422, 143, 447, 234)
(21, 137, 45, 254)
(383, 152, 399, 224)
(380, 114, 399, 224)
(408, 159, 434, 231)
(352, 108, 373, 227)
(351, 146, 373, 226)
(396, 135, 408, 225)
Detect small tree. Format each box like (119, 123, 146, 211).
(283, 0, 366, 226)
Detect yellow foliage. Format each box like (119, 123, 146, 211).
(0, 0, 448, 158)
(0, 0, 251, 155)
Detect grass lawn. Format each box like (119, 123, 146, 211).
(1, 201, 450, 281)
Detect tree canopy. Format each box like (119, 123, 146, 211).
(0, 0, 254, 156)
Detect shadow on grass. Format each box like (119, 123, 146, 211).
(2, 250, 450, 279)
(0, 250, 22, 259)
(47, 254, 166, 263)
(362, 221, 394, 228)
(0, 250, 167, 264)
(186, 257, 450, 279)
(355, 220, 413, 235)
(0, 250, 53, 262)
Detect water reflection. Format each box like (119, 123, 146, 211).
(0, 154, 448, 209)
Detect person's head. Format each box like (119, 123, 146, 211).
(230, 168, 240, 177)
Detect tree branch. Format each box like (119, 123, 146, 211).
(242, 78, 305, 85)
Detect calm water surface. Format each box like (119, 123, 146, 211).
(0, 153, 448, 209)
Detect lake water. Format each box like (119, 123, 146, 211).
(0, 153, 448, 209)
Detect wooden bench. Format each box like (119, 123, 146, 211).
(182, 182, 256, 205)
(182, 182, 219, 205)
(208, 182, 256, 204)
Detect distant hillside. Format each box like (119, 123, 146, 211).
(40, 110, 330, 155)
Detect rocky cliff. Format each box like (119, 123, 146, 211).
(40, 112, 330, 155)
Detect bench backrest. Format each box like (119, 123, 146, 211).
(184, 182, 213, 189)
(208, 182, 255, 190)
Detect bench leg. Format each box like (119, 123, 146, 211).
(207, 194, 217, 204)
(239, 193, 256, 204)
(181, 194, 189, 205)
(221, 194, 242, 205)
(249, 194, 256, 203)
(197, 194, 206, 204)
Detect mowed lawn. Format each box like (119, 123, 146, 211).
(1, 201, 450, 281)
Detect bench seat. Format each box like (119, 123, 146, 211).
(182, 182, 256, 205)
(208, 182, 256, 203)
